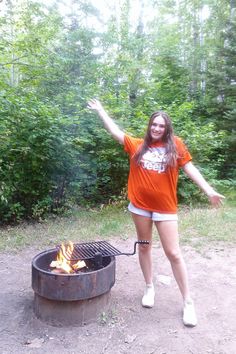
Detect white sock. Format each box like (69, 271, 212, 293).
(146, 283, 154, 288)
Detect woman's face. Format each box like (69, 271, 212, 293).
(150, 115, 166, 142)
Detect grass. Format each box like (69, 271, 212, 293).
(178, 205, 236, 250)
(0, 204, 235, 253)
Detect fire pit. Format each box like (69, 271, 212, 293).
(32, 240, 148, 326)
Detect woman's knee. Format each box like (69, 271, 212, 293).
(138, 243, 152, 255)
(165, 249, 182, 263)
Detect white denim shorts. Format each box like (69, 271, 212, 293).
(128, 202, 178, 222)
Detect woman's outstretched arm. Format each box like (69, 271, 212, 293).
(87, 99, 125, 144)
(182, 161, 225, 207)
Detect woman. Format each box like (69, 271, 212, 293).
(87, 98, 224, 327)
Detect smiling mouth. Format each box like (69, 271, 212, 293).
(151, 132, 163, 141)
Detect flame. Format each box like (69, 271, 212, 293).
(50, 241, 86, 274)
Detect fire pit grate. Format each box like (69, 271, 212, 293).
(60, 240, 149, 261)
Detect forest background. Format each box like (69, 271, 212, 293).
(0, 0, 235, 223)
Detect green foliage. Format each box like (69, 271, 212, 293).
(167, 101, 229, 203)
(71, 110, 129, 205)
(204, 4, 236, 179)
(0, 0, 234, 222)
(0, 89, 79, 222)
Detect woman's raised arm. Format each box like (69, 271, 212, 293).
(87, 99, 125, 144)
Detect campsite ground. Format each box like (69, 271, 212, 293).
(0, 236, 235, 354)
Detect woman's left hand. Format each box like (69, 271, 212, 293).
(207, 191, 225, 207)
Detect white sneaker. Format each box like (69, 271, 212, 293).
(183, 300, 197, 327)
(141, 284, 155, 308)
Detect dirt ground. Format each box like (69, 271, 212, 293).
(0, 237, 236, 354)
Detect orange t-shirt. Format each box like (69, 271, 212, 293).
(124, 135, 192, 213)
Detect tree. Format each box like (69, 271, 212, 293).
(0, 0, 233, 221)
(204, 0, 236, 178)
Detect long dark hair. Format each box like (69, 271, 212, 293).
(135, 111, 177, 167)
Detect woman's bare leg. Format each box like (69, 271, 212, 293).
(155, 220, 197, 326)
(131, 213, 155, 307)
(155, 220, 191, 302)
(131, 213, 153, 284)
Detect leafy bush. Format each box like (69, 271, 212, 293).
(0, 89, 78, 222)
(169, 102, 229, 203)
(71, 110, 129, 206)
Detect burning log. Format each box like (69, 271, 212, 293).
(51, 268, 68, 275)
(50, 242, 87, 274)
(72, 260, 87, 271)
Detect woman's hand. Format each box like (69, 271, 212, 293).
(207, 190, 225, 208)
(87, 98, 125, 144)
(87, 98, 104, 112)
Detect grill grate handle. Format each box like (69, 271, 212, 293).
(118, 240, 149, 256)
(58, 240, 150, 261)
